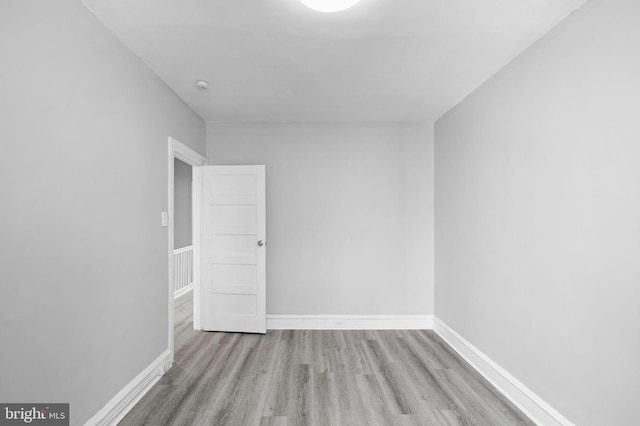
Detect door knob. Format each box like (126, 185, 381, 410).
(257, 240, 264, 247)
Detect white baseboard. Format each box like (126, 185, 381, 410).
(433, 318, 574, 426)
(84, 349, 172, 426)
(173, 283, 193, 299)
(267, 314, 434, 330)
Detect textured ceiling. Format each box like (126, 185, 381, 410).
(82, 0, 587, 122)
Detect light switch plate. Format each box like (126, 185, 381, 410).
(161, 212, 168, 227)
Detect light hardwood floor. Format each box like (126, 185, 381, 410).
(120, 293, 534, 425)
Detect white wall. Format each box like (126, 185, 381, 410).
(435, 0, 640, 424)
(207, 123, 434, 315)
(174, 158, 193, 249)
(0, 1, 205, 425)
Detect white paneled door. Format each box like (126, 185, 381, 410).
(201, 165, 266, 334)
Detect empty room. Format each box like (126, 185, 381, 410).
(1, 0, 638, 425)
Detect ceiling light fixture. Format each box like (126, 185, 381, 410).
(196, 80, 209, 90)
(300, 0, 361, 13)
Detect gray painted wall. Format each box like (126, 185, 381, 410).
(0, 1, 205, 425)
(174, 158, 193, 249)
(207, 123, 434, 315)
(435, 0, 640, 424)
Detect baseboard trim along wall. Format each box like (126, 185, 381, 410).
(433, 318, 575, 426)
(266, 314, 434, 330)
(84, 349, 172, 426)
(174, 283, 193, 299)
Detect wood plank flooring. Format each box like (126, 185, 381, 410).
(120, 293, 534, 425)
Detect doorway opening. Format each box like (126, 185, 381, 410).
(168, 137, 207, 358)
(173, 158, 194, 350)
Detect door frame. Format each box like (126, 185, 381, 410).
(168, 137, 207, 356)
